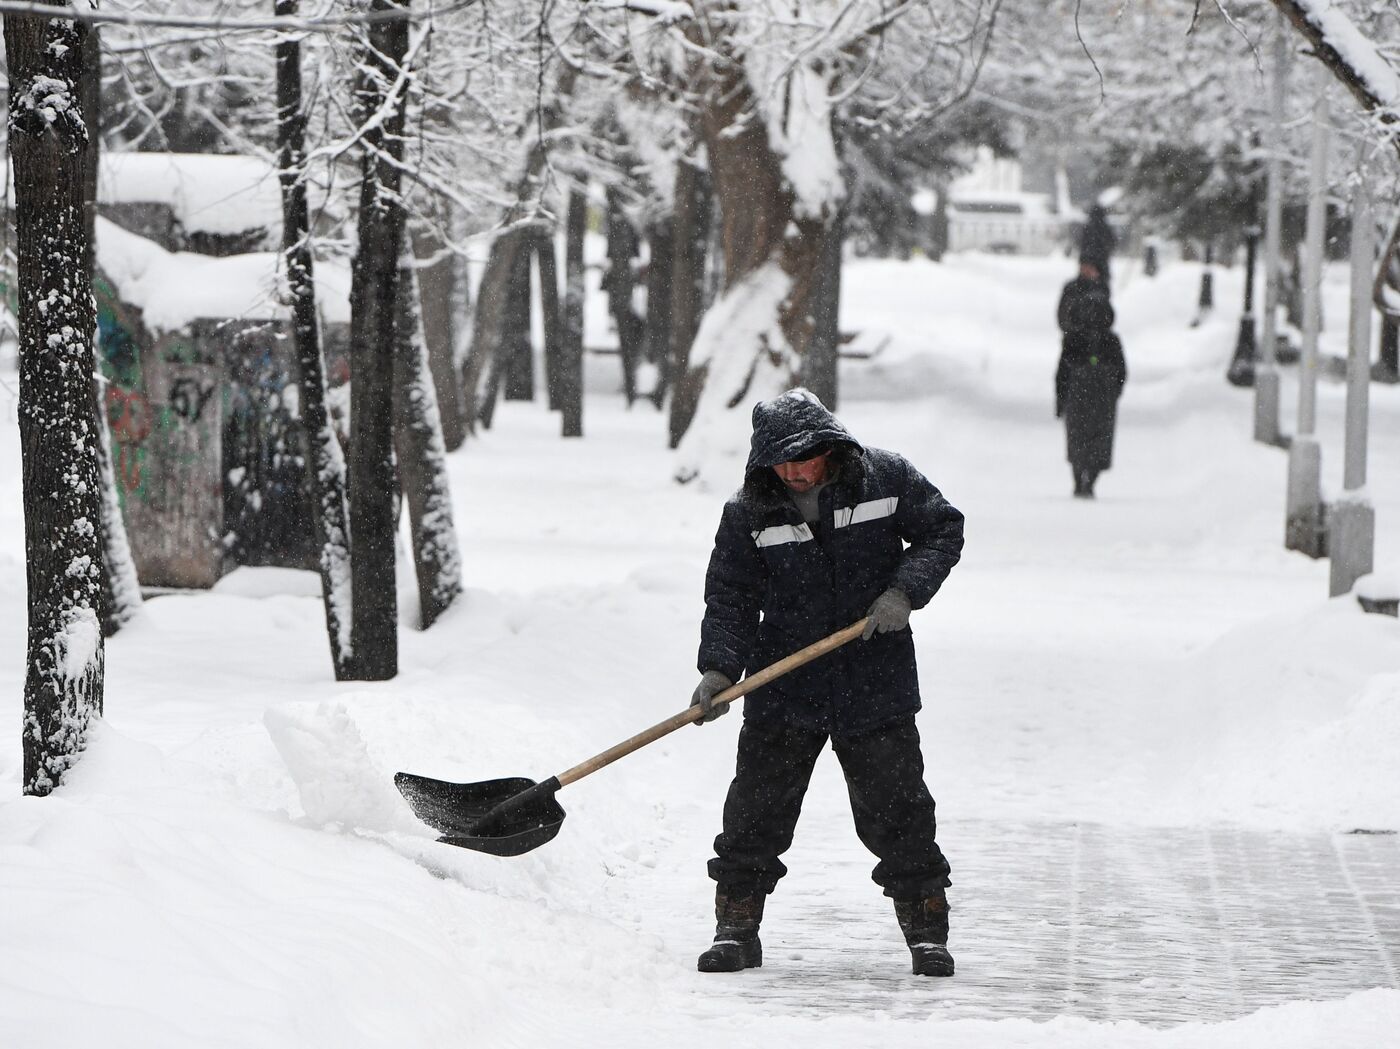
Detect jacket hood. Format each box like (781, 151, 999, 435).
(744, 389, 863, 480)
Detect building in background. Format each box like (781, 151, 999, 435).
(944, 146, 1079, 256)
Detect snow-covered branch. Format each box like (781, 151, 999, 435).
(1266, 0, 1400, 114)
(0, 0, 479, 33)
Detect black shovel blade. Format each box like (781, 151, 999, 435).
(394, 771, 566, 857)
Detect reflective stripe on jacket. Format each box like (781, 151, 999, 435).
(699, 446, 964, 735)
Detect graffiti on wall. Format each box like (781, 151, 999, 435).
(92, 275, 320, 584)
(94, 276, 226, 587)
(96, 275, 152, 502)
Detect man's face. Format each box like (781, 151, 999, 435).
(1080, 262, 1100, 281)
(774, 450, 832, 493)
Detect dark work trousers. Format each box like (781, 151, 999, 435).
(708, 715, 951, 902)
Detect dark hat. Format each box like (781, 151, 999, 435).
(745, 388, 862, 478)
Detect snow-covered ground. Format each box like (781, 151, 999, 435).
(1, 253, 1397, 1047)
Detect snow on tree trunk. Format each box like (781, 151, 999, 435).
(560, 190, 586, 438)
(673, 21, 843, 482)
(410, 228, 467, 452)
(673, 263, 794, 486)
(93, 397, 142, 636)
(78, 16, 141, 637)
(277, 0, 353, 678)
(394, 262, 463, 630)
(346, 0, 411, 681)
(7, 9, 105, 795)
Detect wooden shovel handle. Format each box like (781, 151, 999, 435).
(555, 618, 870, 788)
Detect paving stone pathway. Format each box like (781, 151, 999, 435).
(725, 818, 1400, 1025)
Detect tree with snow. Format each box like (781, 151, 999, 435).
(6, 7, 105, 794)
(345, 0, 412, 681)
(611, 0, 1003, 481)
(275, 0, 354, 678)
(394, 262, 463, 630)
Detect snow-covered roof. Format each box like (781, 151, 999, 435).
(98, 152, 283, 237)
(96, 216, 350, 334)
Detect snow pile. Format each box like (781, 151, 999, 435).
(1167, 600, 1400, 830)
(263, 701, 422, 834)
(674, 262, 794, 486)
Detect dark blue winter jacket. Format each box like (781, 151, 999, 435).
(698, 391, 964, 736)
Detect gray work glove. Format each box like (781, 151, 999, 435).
(690, 670, 734, 725)
(862, 588, 912, 640)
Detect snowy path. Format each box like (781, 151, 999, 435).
(696, 816, 1400, 1026)
(450, 358, 1400, 1032)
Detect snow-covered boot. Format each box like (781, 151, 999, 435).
(697, 892, 764, 973)
(894, 893, 954, 977)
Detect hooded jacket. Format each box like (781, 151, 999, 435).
(698, 390, 964, 735)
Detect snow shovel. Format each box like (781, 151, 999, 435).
(395, 617, 870, 857)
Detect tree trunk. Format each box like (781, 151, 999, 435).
(462, 229, 527, 431)
(411, 230, 467, 451)
(929, 180, 949, 262)
(93, 391, 142, 636)
(445, 207, 473, 449)
(503, 242, 535, 402)
(560, 190, 586, 438)
(394, 263, 463, 630)
(667, 157, 713, 447)
(80, 25, 142, 637)
(1376, 317, 1399, 382)
(606, 190, 645, 404)
(345, 0, 410, 681)
(533, 226, 564, 413)
(670, 45, 840, 463)
(644, 216, 676, 407)
(802, 207, 843, 410)
(277, 0, 353, 678)
(8, 9, 105, 795)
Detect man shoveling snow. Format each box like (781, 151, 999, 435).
(689, 389, 965, 977)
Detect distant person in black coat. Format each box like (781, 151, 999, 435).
(1056, 271, 1127, 498)
(1079, 204, 1116, 289)
(689, 389, 964, 978)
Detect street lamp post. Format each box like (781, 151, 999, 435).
(1330, 159, 1375, 597)
(1284, 87, 1328, 559)
(1255, 15, 1289, 444)
(1227, 223, 1260, 386)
